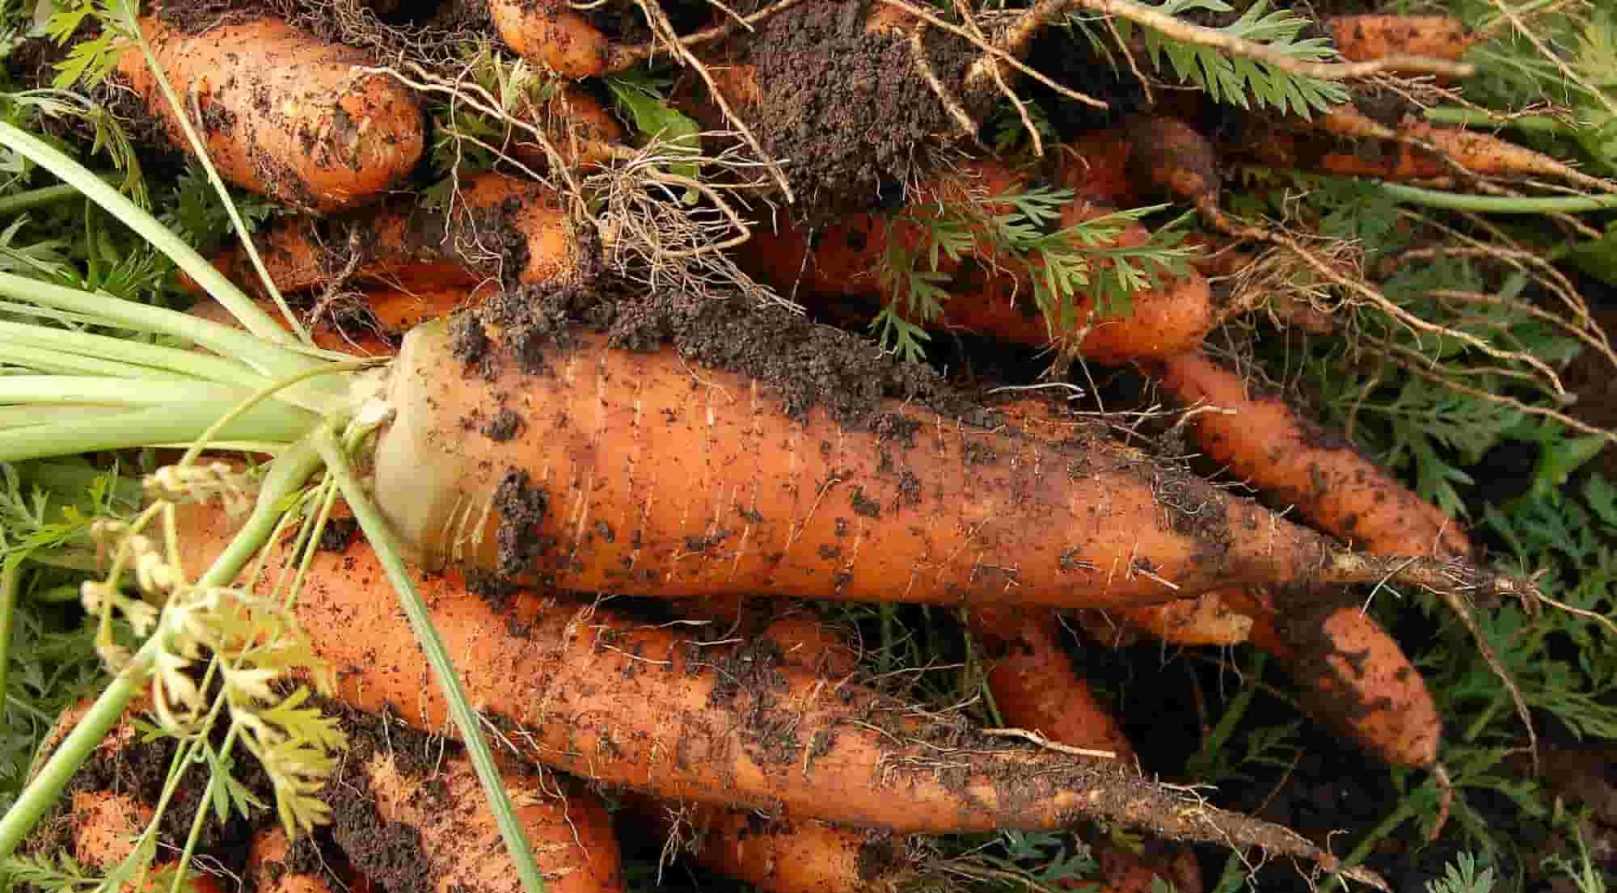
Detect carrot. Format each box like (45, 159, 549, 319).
(1325, 16, 1475, 64)
(367, 311, 1506, 610)
(194, 173, 577, 298)
(1120, 116, 1221, 210)
(981, 389, 1443, 766)
(343, 745, 624, 893)
(247, 827, 344, 893)
(742, 159, 1216, 364)
(1227, 588, 1443, 768)
(170, 500, 1367, 870)
(115, 17, 423, 211)
(1150, 350, 1460, 766)
(1077, 591, 1254, 648)
(1151, 350, 1472, 558)
(629, 797, 910, 893)
(510, 86, 625, 170)
(487, 0, 616, 78)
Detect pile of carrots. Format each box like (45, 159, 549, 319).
(16, 4, 1572, 893)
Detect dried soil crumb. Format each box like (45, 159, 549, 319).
(493, 467, 551, 577)
(480, 407, 526, 442)
(746, 0, 980, 222)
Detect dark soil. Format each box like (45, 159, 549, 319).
(741, 0, 982, 223)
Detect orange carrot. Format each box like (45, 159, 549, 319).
(1077, 591, 1254, 648)
(1152, 350, 1472, 558)
(1325, 16, 1475, 64)
(742, 158, 1216, 364)
(343, 745, 624, 893)
(171, 500, 1363, 868)
(487, 0, 616, 78)
(115, 17, 423, 211)
(193, 173, 577, 298)
(367, 312, 1499, 610)
(247, 827, 343, 893)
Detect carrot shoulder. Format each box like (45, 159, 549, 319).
(116, 17, 423, 211)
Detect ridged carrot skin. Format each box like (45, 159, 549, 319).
(173, 501, 1348, 863)
(487, 0, 614, 78)
(1152, 351, 1472, 558)
(369, 318, 1470, 610)
(117, 17, 423, 211)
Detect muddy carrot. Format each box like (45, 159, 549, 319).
(169, 499, 1369, 871)
(116, 16, 423, 211)
(192, 173, 578, 298)
(1325, 16, 1475, 64)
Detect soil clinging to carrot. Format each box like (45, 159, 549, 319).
(743, 0, 980, 222)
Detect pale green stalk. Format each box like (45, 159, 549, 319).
(118, 8, 306, 344)
(0, 320, 267, 386)
(0, 341, 192, 378)
(0, 376, 251, 407)
(1381, 182, 1617, 213)
(0, 120, 292, 346)
(0, 406, 129, 429)
(0, 183, 79, 217)
(0, 400, 319, 463)
(0, 272, 320, 386)
(0, 441, 323, 861)
(173, 360, 379, 469)
(311, 428, 547, 893)
(0, 560, 18, 718)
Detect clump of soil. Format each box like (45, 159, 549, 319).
(743, 0, 981, 223)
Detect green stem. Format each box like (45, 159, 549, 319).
(0, 120, 291, 346)
(0, 376, 251, 407)
(311, 428, 546, 893)
(0, 561, 19, 719)
(0, 341, 192, 379)
(0, 441, 322, 862)
(1380, 182, 1617, 213)
(0, 184, 79, 217)
(174, 361, 377, 469)
(120, 10, 306, 345)
(0, 272, 320, 386)
(0, 320, 271, 388)
(0, 400, 318, 463)
(1422, 106, 1569, 135)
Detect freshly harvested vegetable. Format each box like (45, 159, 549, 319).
(116, 16, 423, 211)
(194, 174, 576, 297)
(984, 391, 1443, 766)
(1227, 588, 1443, 768)
(347, 745, 625, 893)
(742, 158, 1215, 363)
(370, 311, 1508, 608)
(1325, 15, 1474, 64)
(1151, 350, 1472, 558)
(487, 0, 618, 78)
(247, 828, 343, 893)
(170, 499, 1367, 869)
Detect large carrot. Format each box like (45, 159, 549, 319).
(743, 160, 1215, 364)
(368, 310, 1508, 609)
(116, 17, 423, 211)
(170, 501, 1368, 872)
